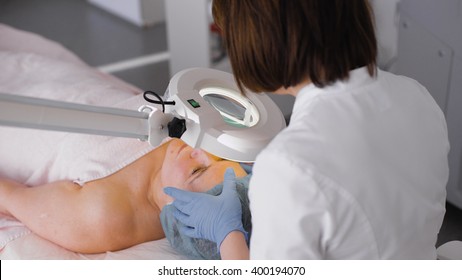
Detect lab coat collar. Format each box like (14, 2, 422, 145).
(293, 67, 377, 114)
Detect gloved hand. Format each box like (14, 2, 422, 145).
(239, 162, 253, 174)
(164, 168, 246, 251)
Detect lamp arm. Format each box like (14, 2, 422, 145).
(0, 92, 153, 141)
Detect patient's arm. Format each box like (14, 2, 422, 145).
(0, 179, 140, 253)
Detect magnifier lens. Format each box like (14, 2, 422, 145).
(200, 88, 259, 128)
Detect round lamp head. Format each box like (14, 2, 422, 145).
(165, 68, 286, 162)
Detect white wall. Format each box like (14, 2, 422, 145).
(370, 0, 401, 71)
(88, 0, 165, 27)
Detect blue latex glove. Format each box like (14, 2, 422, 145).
(164, 168, 246, 251)
(239, 162, 253, 174)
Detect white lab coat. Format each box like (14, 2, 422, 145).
(248, 67, 449, 259)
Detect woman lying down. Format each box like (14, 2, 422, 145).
(0, 138, 247, 254)
(0, 24, 248, 257)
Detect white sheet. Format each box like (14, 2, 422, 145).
(0, 213, 183, 260)
(0, 24, 183, 259)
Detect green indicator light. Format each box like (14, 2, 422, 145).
(187, 99, 201, 108)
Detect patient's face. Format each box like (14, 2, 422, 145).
(160, 139, 246, 203)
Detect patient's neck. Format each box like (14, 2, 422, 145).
(144, 141, 170, 210)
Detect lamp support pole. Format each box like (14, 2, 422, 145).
(0, 92, 151, 141)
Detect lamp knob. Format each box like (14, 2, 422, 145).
(168, 117, 187, 138)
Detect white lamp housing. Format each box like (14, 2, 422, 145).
(165, 68, 286, 162)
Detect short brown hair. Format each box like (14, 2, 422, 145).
(212, 0, 377, 93)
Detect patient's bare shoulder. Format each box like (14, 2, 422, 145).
(69, 146, 167, 252)
(80, 175, 164, 252)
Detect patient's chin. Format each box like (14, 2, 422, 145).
(159, 194, 174, 209)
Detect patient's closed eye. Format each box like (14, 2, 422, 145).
(191, 166, 207, 176)
(189, 166, 210, 186)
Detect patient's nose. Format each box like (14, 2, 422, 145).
(190, 148, 208, 163)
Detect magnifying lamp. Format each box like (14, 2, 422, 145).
(0, 68, 286, 162)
